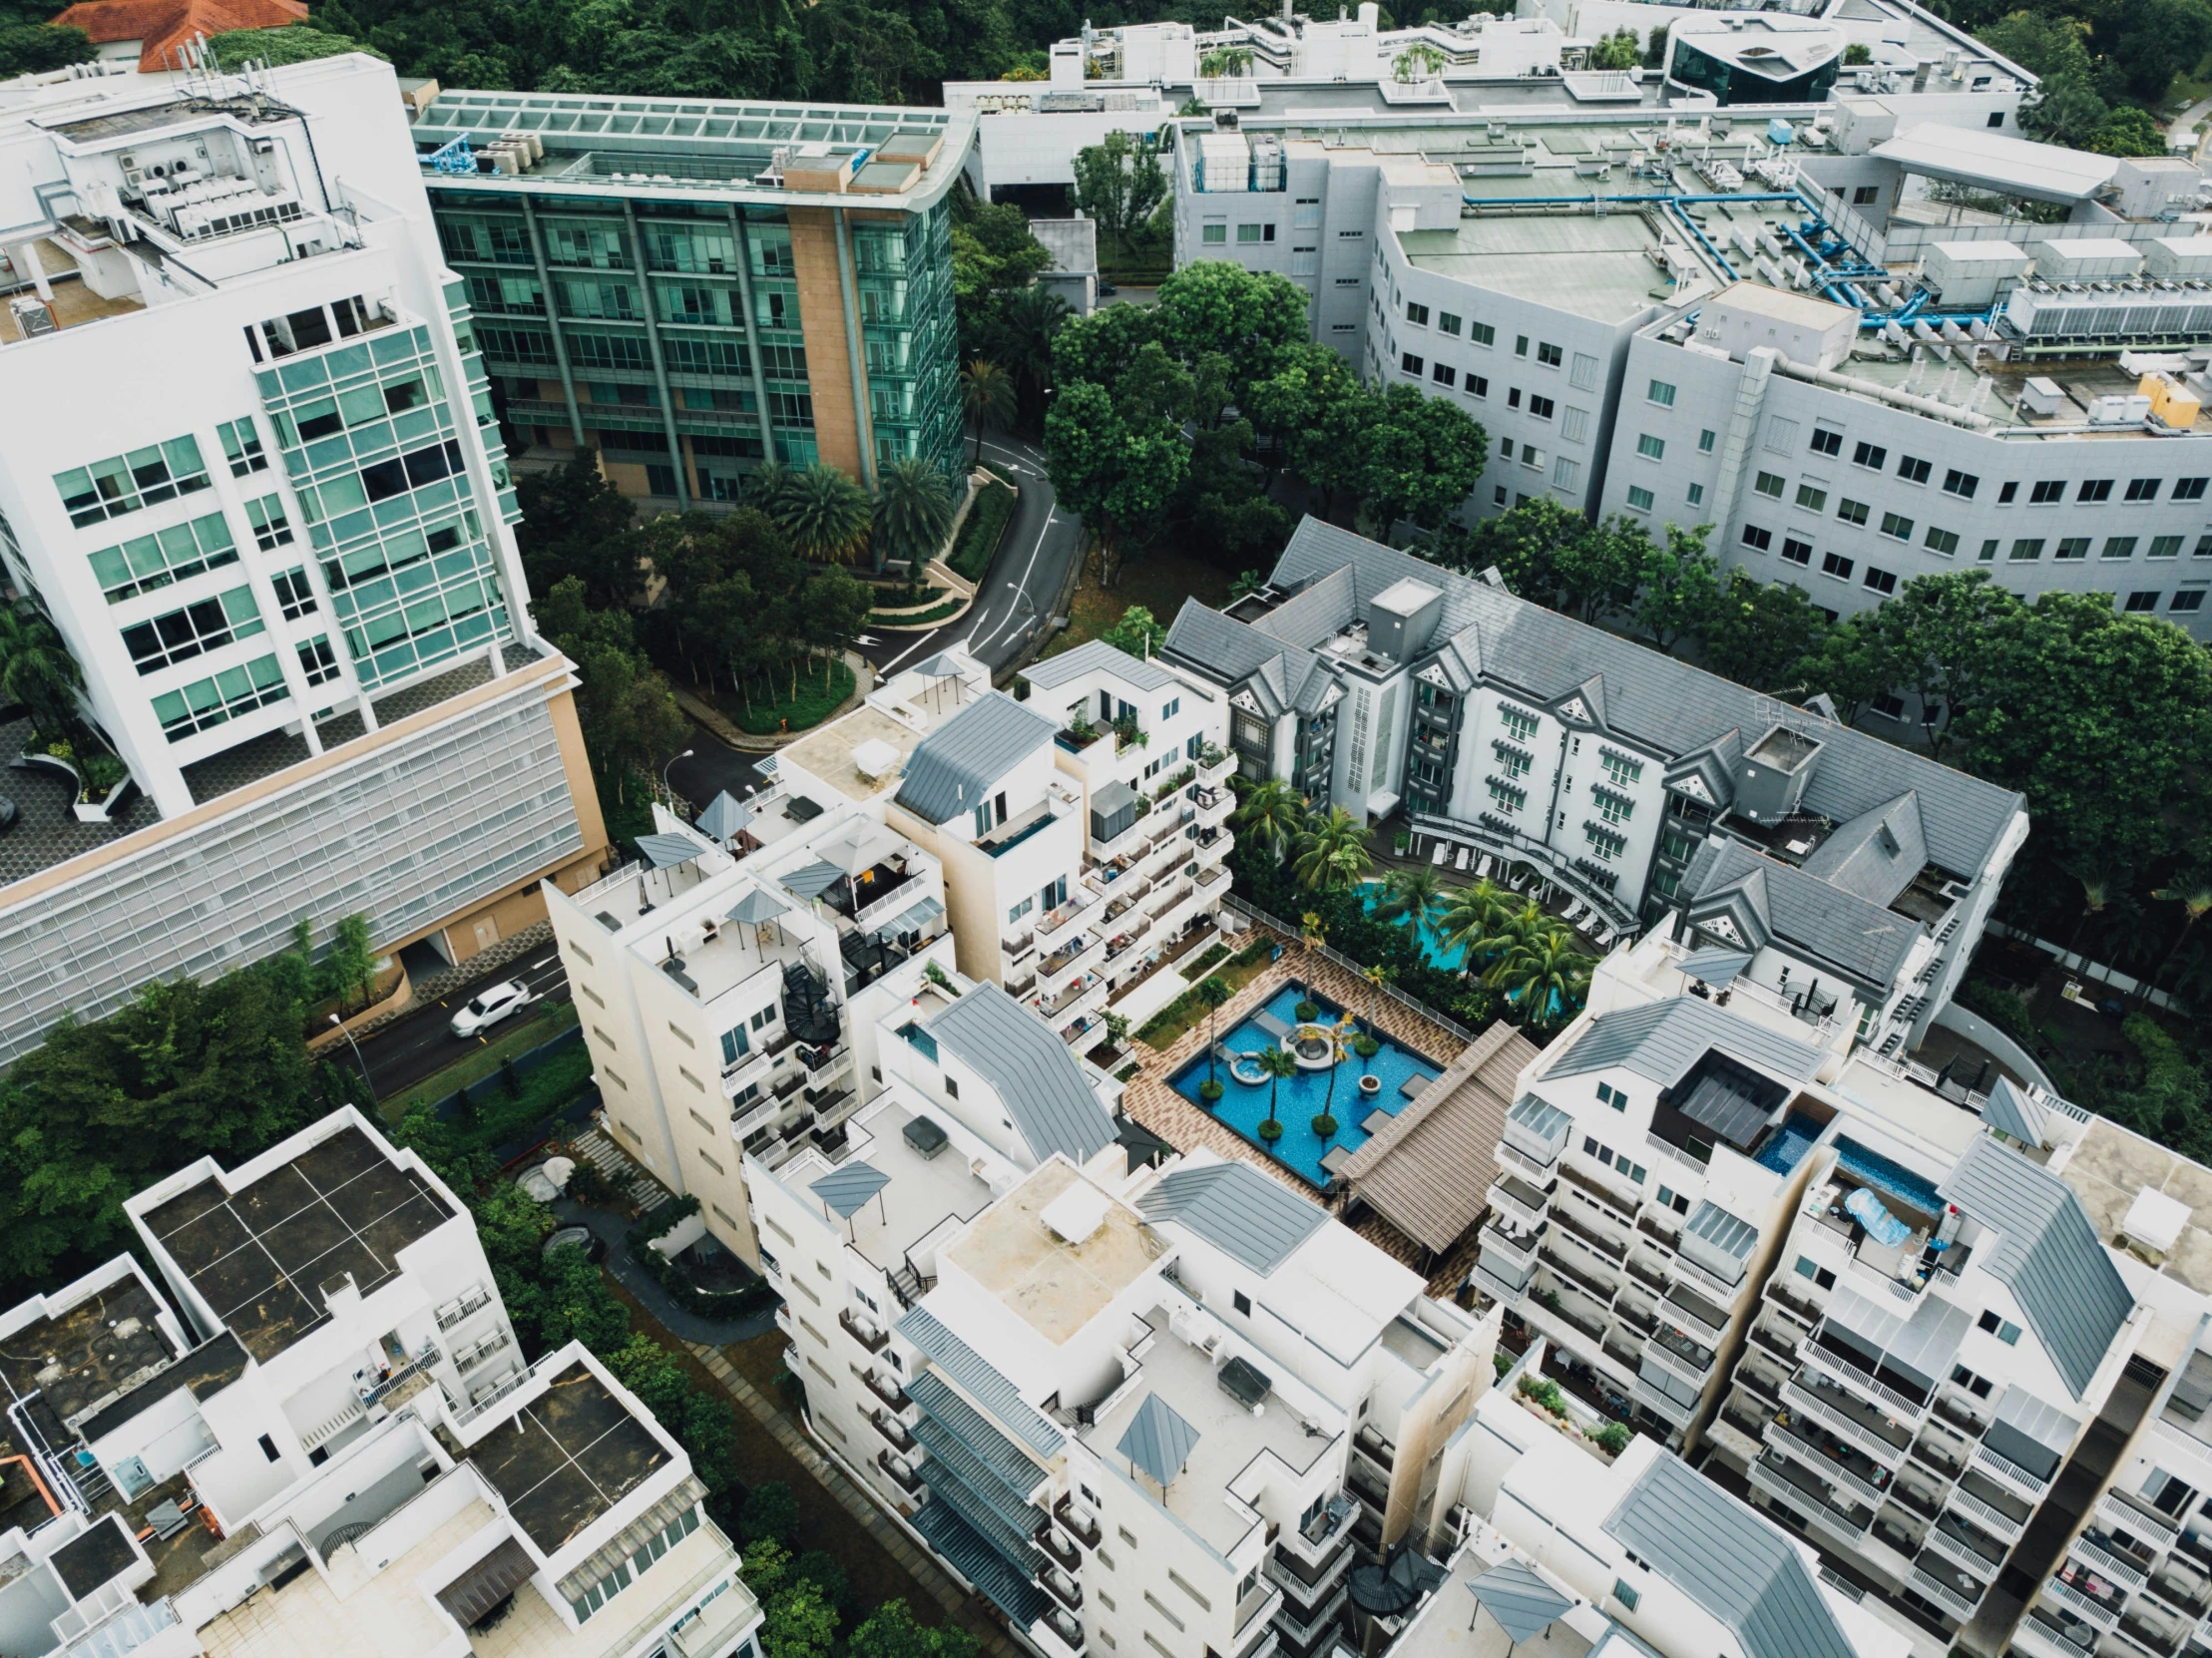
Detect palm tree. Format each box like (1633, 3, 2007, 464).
(2064, 859, 2115, 953)
(0, 604, 91, 747)
(1256, 1045, 1299, 1142)
(1292, 807, 1373, 892)
(2150, 871, 2212, 997)
(1360, 964, 1390, 1051)
(873, 458, 955, 576)
(1000, 283, 1071, 420)
(1315, 1013, 1359, 1137)
(961, 360, 1017, 467)
(743, 459, 794, 516)
(1375, 865, 1446, 931)
(1299, 911, 1328, 957)
(1229, 570, 1267, 603)
(1194, 975, 1232, 1099)
(772, 464, 873, 563)
(1232, 779, 1306, 863)
(1438, 879, 1509, 975)
(1490, 927, 1594, 1030)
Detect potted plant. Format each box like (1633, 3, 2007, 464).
(1255, 1047, 1297, 1141)
(1293, 999, 1321, 1023)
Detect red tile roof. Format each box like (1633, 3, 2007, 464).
(47, 0, 310, 71)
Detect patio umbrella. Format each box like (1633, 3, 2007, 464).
(637, 832, 704, 870)
(698, 791, 752, 845)
(810, 1159, 891, 1236)
(726, 886, 791, 961)
(1117, 1393, 1200, 1492)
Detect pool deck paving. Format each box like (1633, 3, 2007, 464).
(1121, 929, 1492, 1294)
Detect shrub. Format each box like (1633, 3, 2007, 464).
(1311, 1113, 1337, 1137)
(1353, 1035, 1379, 1059)
(1492, 1351, 1514, 1382)
(1257, 1118, 1285, 1142)
(1198, 1079, 1223, 1103)
(625, 1196, 777, 1319)
(1294, 1000, 1320, 1022)
(794, 1550, 852, 1614)
(1591, 1422, 1633, 1456)
(1959, 976, 2040, 1052)
(1518, 1378, 1566, 1418)
(949, 473, 1017, 583)
(1184, 943, 1230, 980)
(564, 1158, 622, 1208)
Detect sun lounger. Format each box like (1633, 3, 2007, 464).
(1432, 842, 1448, 866)
(1476, 855, 1495, 879)
(1454, 846, 1470, 872)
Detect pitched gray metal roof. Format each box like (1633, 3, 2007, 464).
(1684, 841, 1920, 989)
(1263, 517, 2023, 882)
(1508, 1090, 1573, 1143)
(911, 651, 967, 678)
(1117, 1392, 1202, 1485)
(1466, 1560, 1573, 1644)
(1680, 948, 1753, 988)
(1938, 1134, 2134, 1400)
(1252, 564, 1358, 649)
(1801, 793, 1927, 908)
(893, 690, 1058, 824)
(898, 1304, 1065, 1455)
(1136, 1160, 1327, 1275)
(1021, 637, 1184, 693)
(810, 1160, 890, 1219)
(1685, 1199, 1758, 1262)
(1161, 603, 1333, 718)
(697, 792, 752, 840)
(1547, 998, 1823, 1089)
(1982, 1078, 2048, 1148)
(1601, 1452, 1858, 1658)
(725, 887, 789, 925)
(925, 983, 1116, 1164)
(780, 860, 845, 899)
(637, 832, 706, 869)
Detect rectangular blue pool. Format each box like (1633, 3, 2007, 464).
(1168, 984, 1441, 1186)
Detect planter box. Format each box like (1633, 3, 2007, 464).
(18, 748, 135, 822)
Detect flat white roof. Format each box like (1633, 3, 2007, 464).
(1873, 123, 2118, 205)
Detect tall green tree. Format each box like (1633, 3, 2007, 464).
(1354, 383, 1489, 534)
(848, 1601, 980, 1658)
(1100, 604, 1168, 658)
(1696, 571, 1831, 692)
(1292, 806, 1373, 892)
(1043, 376, 1187, 579)
(1072, 130, 1168, 239)
(1629, 524, 1720, 653)
(773, 464, 875, 564)
(514, 448, 637, 603)
(1233, 779, 1308, 861)
(872, 458, 957, 572)
(960, 359, 1017, 465)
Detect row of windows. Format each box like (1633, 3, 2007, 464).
(89, 512, 238, 604)
(151, 652, 287, 740)
(55, 436, 212, 528)
(1748, 522, 2207, 612)
(571, 1504, 703, 1622)
(122, 587, 264, 675)
(1790, 418, 2212, 509)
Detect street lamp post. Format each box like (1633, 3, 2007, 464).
(663, 748, 694, 808)
(329, 1014, 376, 1104)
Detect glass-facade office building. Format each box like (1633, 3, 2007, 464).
(412, 94, 972, 507)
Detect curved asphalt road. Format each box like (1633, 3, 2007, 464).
(859, 434, 1082, 678)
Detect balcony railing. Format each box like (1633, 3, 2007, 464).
(363, 1343, 442, 1406)
(1557, 1161, 1639, 1224)
(1911, 1563, 1983, 1621)
(2044, 1578, 2122, 1632)
(871, 1410, 915, 1452)
(841, 1309, 889, 1354)
(1480, 1224, 1541, 1273)
(879, 1451, 921, 1492)
(1782, 1371, 1912, 1463)
(1550, 1206, 1628, 1265)
(2073, 1534, 2151, 1591)
(1975, 1441, 2052, 1498)
(1054, 1495, 1101, 1548)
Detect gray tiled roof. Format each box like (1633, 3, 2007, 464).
(893, 691, 1057, 824)
(1135, 1159, 1327, 1275)
(1263, 518, 2023, 881)
(1602, 1453, 1859, 1658)
(926, 983, 1116, 1165)
(1162, 604, 1333, 717)
(1800, 793, 1927, 908)
(898, 1304, 1065, 1455)
(1252, 564, 1357, 649)
(1547, 998, 1823, 1089)
(1685, 840, 1920, 988)
(1981, 1077, 2048, 1147)
(1020, 637, 1184, 694)
(1938, 1134, 2135, 1399)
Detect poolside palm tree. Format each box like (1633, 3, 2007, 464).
(873, 458, 956, 575)
(1292, 807, 1372, 892)
(1490, 927, 1594, 1030)
(961, 359, 1017, 467)
(1438, 879, 1508, 976)
(2149, 868, 2212, 1000)
(1359, 963, 1390, 1053)
(1233, 779, 1307, 863)
(1314, 1013, 1360, 1138)
(1194, 975, 1232, 1100)
(742, 459, 794, 515)
(1256, 1045, 1299, 1143)
(773, 463, 874, 564)
(1375, 865, 1446, 931)
(1299, 911, 1328, 959)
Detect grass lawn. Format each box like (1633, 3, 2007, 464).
(705, 658, 856, 735)
(1135, 940, 1275, 1049)
(1039, 540, 1237, 661)
(1099, 226, 1171, 283)
(380, 999, 582, 1122)
(949, 469, 1018, 583)
(867, 599, 966, 627)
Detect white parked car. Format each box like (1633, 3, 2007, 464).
(451, 980, 530, 1037)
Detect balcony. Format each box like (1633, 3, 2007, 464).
(1911, 1562, 1984, 1621)
(1667, 1252, 1744, 1306)
(1041, 1566, 1084, 1613)
(1944, 1470, 2031, 1543)
(1643, 1325, 1714, 1385)
(1633, 1378, 1695, 1430)
(721, 1048, 773, 1100)
(1557, 1161, 1639, 1225)
(1783, 1371, 1912, 1465)
(1354, 1427, 1395, 1472)
(1765, 1279, 1824, 1327)
(1612, 1298, 1657, 1339)
(1038, 1522, 1081, 1573)
(2143, 1562, 2212, 1619)
(1930, 1396, 1988, 1440)
(1803, 1344, 1929, 1422)
(2118, 1612, 2188, 1658)
(1766, 1416, 1893, 1510)
(2073, 1533, 2152, 1591)
(1738, 1365, 1784, 1408)
(981, 800, 1065, 859)
(1750, 1451, 1874, 1538)
(1541, 1244, 1618, 1306)
(1480, 1222, 1542, 1273)
(1040, 1608, 1085, 1656)
(1488, 1172, 1549, 1231)
(2015, 1611, 2100, 1658)
(1887, 1480, 1943, 1522)
(1040, 932, 1102, 982)
(1924, 1513, 2007, 1582)
(879, 1451, 922, 1493)
(1037, 889, 1098, 943)
(2104, 1489, 2183, 1550)
(2044, 1576, 2123, 1633)
(1660, 1283, 1731, 1348)
(1636, 1213, 1681, 1250)
(363, 1343, 441, 1407)
(1496, 1140, 1558, 1186)
(1549, 1205, 1628, 1264)
(864, 1369, 910, 1412)
(871, 1410, 915, 1452)
(1054, 1495, 1101, 1549)
(1040, 973, 1106, 1020)
(1975, 1440, 2053, 1499)
(436, 1290, 495, 1332)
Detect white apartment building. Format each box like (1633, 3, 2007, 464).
(752, 1121, 1494, 1658)
(544, 796, 955, 1270)
(0, 54, 607, 1066)
(1162, 517, 2026, 1053)
(0, 1108, 762, 1658)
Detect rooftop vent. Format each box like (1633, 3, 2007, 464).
(2119, 1186, 2191, 1262)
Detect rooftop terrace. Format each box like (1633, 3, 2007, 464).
(463, 1360, 670, 1555)
(140, 1124, 454, 1363)
(945, 1162, 1163, 1347)
(775, 1095, 998, 1277)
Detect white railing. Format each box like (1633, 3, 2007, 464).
(1781, 1377, 1911, 1467)
(2043, 1578, 2122, 1631)
(721, 1048, 773, 1100)
(1911, 1566, 1982, 1620)
(1976, 1440, 2052, 1498)
(1947, 1485, 2026, 1540)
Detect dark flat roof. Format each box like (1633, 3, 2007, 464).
(0, 1275, 176, 1429)
(52, 1513, 139, 1600)
(467, 1363, 669, 1555)
(77, 1333, 250, 1444)
(140, 1125, 452, 1363)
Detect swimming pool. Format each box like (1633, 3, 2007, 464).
(1358, 884, 1468, 971)
(1754, 1111, 1823, 1176)
(1168, 983, 1442, 1186)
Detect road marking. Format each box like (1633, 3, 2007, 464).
(856, 633, 880, 646)
(530, 957, 555, 970)
(971, 507, 1058, 654)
